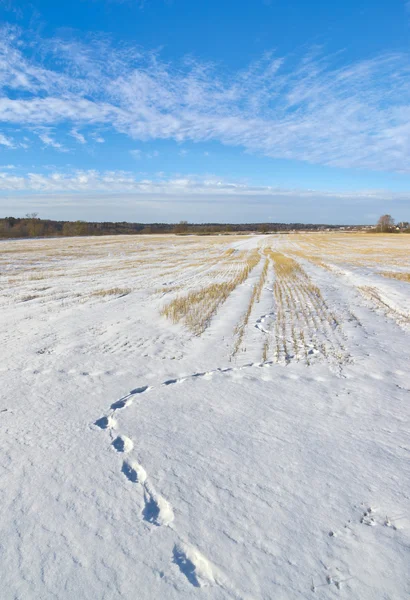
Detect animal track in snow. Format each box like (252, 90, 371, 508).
(255, 312, 274, 334)
(311, 559, 353, 593)
(314, 502, 408, 594)
(358, 504, 405, 530)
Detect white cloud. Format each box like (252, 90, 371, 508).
(0, 169, 408, 203)
(70, 129, 86, 144)
(130, 149, 159, 159)
(0, 133, 15, 148)
(2, 27, 410, 171)
(36, 130, 66, 151)
(2, 169, 409, 223)
(89, 132, 105, 143)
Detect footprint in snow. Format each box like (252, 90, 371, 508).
(130, 385, 150, 394)
(142, 482, 174, 526)
(121, 460, 174, 526)
(111, 397, 133, 410)
(173, 542, 216, 588)
(122, 459, 147, 484)
(112, 435, 134, 453)
(95, 415, 116, 429)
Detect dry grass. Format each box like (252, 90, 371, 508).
(155, 285, 181, 294)
(233, 256, 269, 355)
(27, 273, 48, 281)
(286, 233, 410, 270)
(1, 235, 249, 290)
(262, 337, 269, 363)
(380, 271, 410, 283)
(162, 250, 260, 335)
(2, 235, 256, 315)
(91, 288, 132, 298)
(263, 251, 346, 366)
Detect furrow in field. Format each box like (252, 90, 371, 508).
(262, 250, 349, 369)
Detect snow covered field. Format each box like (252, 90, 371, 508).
(1, 233, 409, 599)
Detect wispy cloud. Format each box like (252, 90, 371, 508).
(70, 129, 86, 144)
(91, 133, 105, 143)
(2, 26, 410, 171)
(0, 168, 408, 202)
(2, 169, 409, 223)
(36, 129, 66, 151)
(0, 133, 16, 148)
(130, 149, 159, 159)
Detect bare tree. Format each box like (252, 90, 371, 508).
(376, 214, 395, 233)
(174, 220, 189, 234)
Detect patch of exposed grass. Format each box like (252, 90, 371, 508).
(263, 250, 346, 366)
(91, 288, 132, 298)
(156, 285, 181, 294)
(162, 250, 260, 335)
(380, 271, 410, 283)
(28, 273, 48, 281)
(287, 233, 410, 270)
(233, 256, 269, 355)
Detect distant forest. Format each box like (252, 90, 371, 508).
(0, 216, 354, 239)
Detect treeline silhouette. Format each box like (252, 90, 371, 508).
(0, 216, 350, 239)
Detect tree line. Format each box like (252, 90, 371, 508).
(0, 216, 352, 239)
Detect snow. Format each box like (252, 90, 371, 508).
(1, 233, 409, 599)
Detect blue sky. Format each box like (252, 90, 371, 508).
(1, 0, 410, 223)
